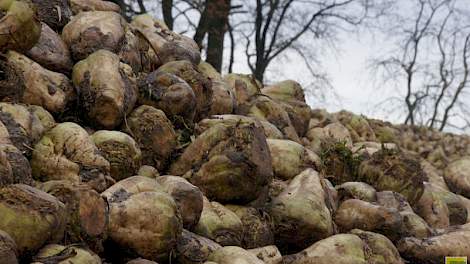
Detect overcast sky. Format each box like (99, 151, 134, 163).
(211, 1, 470, 131)
(143, 1, 400, 123)
(225, 28, 400, 123)
(142, 0, 470, 132)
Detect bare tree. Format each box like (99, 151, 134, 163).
(239, 0, 375, 82)
(373, 0, 470, 131)
(119, 0, 380, 80)
(108, 0, 387, 104)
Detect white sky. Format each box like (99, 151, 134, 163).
(142, 1, 399, 123)
(224, 29, 400, 123)
(142, 0, 470, 132)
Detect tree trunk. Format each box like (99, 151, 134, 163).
(194, 6, 209, 48)
(228, 21, 235, 73)
(205, 0, 231, 72)
(136, 0, 146, 14)
(254, 62, 266, 83)
(194, 0, 231, 72)
(162, 0, 174, 30)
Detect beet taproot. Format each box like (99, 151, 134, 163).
(170, 122, 272, 203)
(0, 0, 41, 52)
(0, 184, 67, 258)
(72, 49, 137, 129)
(31, 122, 111, 192)
(62, 11, 126, 60)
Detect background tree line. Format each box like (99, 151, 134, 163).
(111, 0, 470, 132)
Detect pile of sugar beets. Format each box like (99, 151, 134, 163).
(2, 0, 470, 263)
